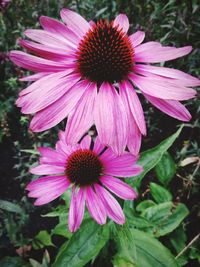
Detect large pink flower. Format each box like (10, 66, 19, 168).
(26, 132, 142, 232)
(10, 9, 199, 154)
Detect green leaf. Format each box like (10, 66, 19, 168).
(52, 223, 72, 238)
(129, 126, 183, 188)
(150, 183, 172, 203)
(113, 229, 179, 267)
(141, 202, 189, 237)
(0, 257, 30, 267)
(0, 200, 23, 213)
(32, 230, 54, 250)
(53, 219, 109, 267)
(155, 152, 176, 185)
(136, 200, 156, 212)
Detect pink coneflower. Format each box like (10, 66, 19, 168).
(10, 9, 200, 154)
(26, 132, 142, 232)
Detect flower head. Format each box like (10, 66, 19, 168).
(27, 132, 142, 232)
(10, 9, 200, 154)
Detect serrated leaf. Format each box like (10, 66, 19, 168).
(129, 126, 183, 188)
(113, 229, 179, 267)
(150, 183, 172, 203)
(155, 152, 176, 185)
(53, 219, 109, 267)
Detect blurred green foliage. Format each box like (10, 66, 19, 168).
(0, 0, 200, 266)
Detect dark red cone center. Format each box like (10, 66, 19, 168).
(76, 19, 134, 83)
(65, 149, 103, 186)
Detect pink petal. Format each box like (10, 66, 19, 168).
(65, 82, 97, 145)
(127, 117, 142, 156)
(56, 131, 78, 156)
(120, 80, 146, 135)
(100, 175, 138, 200)
(129, 31, 145, 47)
(19, 73, 80, 114)
(113, 14, 129, 33)
(60, 9, 90, 38)
(68, 187, 85, 232)
(94, 184, 125, 224)
(19, 39, 75, 61)
(93, 136, 105, 155)
(80, 135, 92, 150)
(26, 175, 68, 190)
(94, 82, 128, 155)
(100, 148, 117, 162)
(30, 80, 88, 132)
(10, 51, 73, 72)
(30, 164, 65, 175)
(135, 64, 200, 87)
(86, 186, 106, 225)
(20, 72, 53, 82)
(144, 93, 192, 121)
(130, 73, 196, 101)
(102, 153, 142, 177)
(39, 16, 79, 46)
(38, 147, 66, 165)
(135, 44, 192, 63)
(24, 29, 75, 50)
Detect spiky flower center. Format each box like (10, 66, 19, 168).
(76, 19, 134, 83)
(65, 149, 103, 186)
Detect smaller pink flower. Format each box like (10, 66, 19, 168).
(26, 132, 142, 232)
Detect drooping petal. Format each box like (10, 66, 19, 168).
(94, 82, 128, 155)
(65, 82, 97, 145)
(129, 31, 145, 47)
(68, 186, 85, 232)
(144, 94, 192, 121)
(127, 117, 142, 156)
(20, 72, 52, 82)
(30, 80, 88, 132)
(94, 184, 125, 224)
(93, 136, 105, 155)
(37, 147, 66, 165)
(135, 64, 200, 87)
(30, 164, 65, 175)
(120, 80, 146, 135)
(60, 9, 90, 38)
(19, 72, 80, 114)
(86, 186, 106, 225)
(39, 16, 79, 46)
(10, 51, 73, 73)
(19, 39, 76, 61)
(130, 73, 196, 101)
(135, 44, 192, 63)
(100, 175, 137, 200)
(26, 175, 70, 205)
(113, 14, 129, 33)
(102, 153, 142, 177)
(80, 135, 92, 150)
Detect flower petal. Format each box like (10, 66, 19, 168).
(60, 9, 90, 38)
(30, 164, 65, 175)
(80, 135, 92, 150)
(10, 51, 73, 72)
(135, 44, 192, 63)
(20, 72, 52, 82)
(68, 186, 85, 232)
(113, 14, 129, 33)
(129, 31, 145, 47)
(86, 186, 106, 225)
(130, 73, 196, 101)
(38, 147, 66, 165)
(135, 64, 200, 87)
(102, 153, 142, 177)
(94, 82, 128, 155)
(93, 136, 105, 155)
(144, 94, 192, 121)
(94, 184, 125, 224)
(65, 82, 97, 145)
(100, 175, 137, 200)
(120, 80, 146, 135)
(30, 80, 88, 132)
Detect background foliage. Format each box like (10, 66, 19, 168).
(0, 0, 200, 266)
